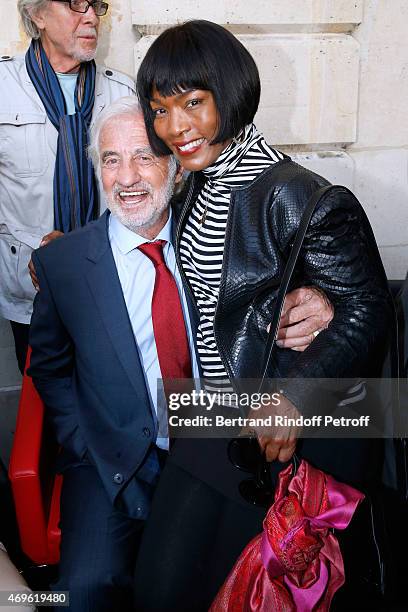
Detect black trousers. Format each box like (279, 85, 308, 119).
(10, 321, 29, 375)
(134, 462, 266, 612)
(54, 464, 144, 612)
(134, 438, 384, 611)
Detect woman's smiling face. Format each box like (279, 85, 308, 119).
(150, 88, 231, 171)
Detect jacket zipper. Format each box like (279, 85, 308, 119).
(213, 193, 235, 387)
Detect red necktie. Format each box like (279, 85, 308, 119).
(138, 240, 192, 389)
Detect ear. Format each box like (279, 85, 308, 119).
(29, 5, 48, 33)
(174, 163, 185, 185)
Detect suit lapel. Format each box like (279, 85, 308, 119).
(85, 213, 151, 405)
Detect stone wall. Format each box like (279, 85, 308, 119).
(1, 0, 406, 276)
(130, 0, 408, 279)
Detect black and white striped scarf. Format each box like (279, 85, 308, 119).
(180, 124, 284, 390)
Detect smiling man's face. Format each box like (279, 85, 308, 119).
(100, 112, 181, 239)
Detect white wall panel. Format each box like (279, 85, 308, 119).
(134, 33, 359, 145)
(292, 151, 354, 187)
(293, 148, 408, 278)
(132, 0, 363, 26)
(349, 149, 408, 257)
(352, 0, 408, 149)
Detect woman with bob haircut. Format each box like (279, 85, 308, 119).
(134, 20, 392, 610)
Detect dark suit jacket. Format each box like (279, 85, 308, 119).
(28, 211, 158, 512)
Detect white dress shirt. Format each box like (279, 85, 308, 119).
(109, 211, 199, 449)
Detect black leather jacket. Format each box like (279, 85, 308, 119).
(173, 158, 393, 413)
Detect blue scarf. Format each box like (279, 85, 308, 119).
(25, 39, 98, 232)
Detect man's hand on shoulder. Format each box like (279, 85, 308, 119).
(28, 231, 64, 291)
(274, 287, 334, 351)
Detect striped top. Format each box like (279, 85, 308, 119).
(179, 124, 284, 390)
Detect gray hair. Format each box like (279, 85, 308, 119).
(18, 0, 48, 39)
(88, 96, 177, 175)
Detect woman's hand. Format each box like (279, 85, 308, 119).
(274, 286, 334, 351)
(243, 394, 302, 462)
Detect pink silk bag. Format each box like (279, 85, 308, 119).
(210, 459, 364, 612)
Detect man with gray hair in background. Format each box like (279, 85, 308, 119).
(28, 96, 191, 610)
(0, 1, 135, 373)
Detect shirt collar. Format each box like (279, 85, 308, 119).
(203, 123, 260, 181)
(109, 210, 173, 255)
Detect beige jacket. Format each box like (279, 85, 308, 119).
(0, 54, 135, 323)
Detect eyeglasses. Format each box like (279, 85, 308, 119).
(50, 0, 109, 16)
(228, 438, 299, 507)
(228, 437, 274, 507)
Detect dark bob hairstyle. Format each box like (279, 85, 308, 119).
(137, 20, 261, 156)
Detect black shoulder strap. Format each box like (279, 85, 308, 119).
(259, 184, 337, 387)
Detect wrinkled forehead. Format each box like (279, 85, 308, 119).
(42, 0, 81, 19)
(99, 113, 151, 149)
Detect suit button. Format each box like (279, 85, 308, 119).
(10, 246, 16, 254)
(105, 69, 113, 76)
(113, 473, 123, 484)
(143, 427, 151, 438)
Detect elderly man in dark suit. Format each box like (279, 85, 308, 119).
(28, 96, 190, 611)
